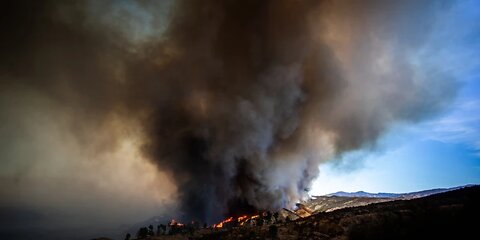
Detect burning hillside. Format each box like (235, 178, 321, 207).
(212, 214, 260, 229)
(0, 1, 462, 237)
(129, 0, 457, 224)
(124, 185, 479, 240)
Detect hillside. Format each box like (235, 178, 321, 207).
(148, 185, 479, 240)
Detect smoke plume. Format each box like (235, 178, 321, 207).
(0, 0, 458, 226)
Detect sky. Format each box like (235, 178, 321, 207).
(0, 0, 480, 239)
(312, 0, 480, 195)
(312, 67, 480, 195)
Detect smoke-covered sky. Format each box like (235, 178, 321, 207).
(0, 0, 479, 239)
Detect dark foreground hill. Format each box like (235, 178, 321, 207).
(187, 185, 480, 240)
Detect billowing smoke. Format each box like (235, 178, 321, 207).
(138, 0, 457, 222)
(0, 0, 459, 228)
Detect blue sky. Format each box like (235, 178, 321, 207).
(311, 86, 480, 195)
(312, 0, 480, 195)
(311, 122, 480, 195)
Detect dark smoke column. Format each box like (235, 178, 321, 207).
(0, 0, 459, 229)
(133, 0, 338, 223)
(130, 0, 457, 223)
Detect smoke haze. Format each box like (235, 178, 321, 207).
(0, 0, 465, 238)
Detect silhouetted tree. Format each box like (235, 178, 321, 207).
(137, 227, 148, 239)
(265, 211, 272, 224)
(148, 225, 154, 236)
(124, 233, 131, 240)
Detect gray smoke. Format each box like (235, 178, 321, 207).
(0, 0, 458, 226)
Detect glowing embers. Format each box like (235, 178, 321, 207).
(169, 219, 184, 227)
(213, 216, 232, 228)
(213, 214, 260, 228)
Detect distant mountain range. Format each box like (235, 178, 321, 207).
(293, 184, 480, 214)
(323, 184, 477, 199)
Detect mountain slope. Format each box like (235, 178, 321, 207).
(201, 185, 480, 240)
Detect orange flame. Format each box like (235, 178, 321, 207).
(213, 214, 261, 228)
(214, 216, 233, 228)
(169, 219, 184, 227)
(237, 215, 248, 222)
